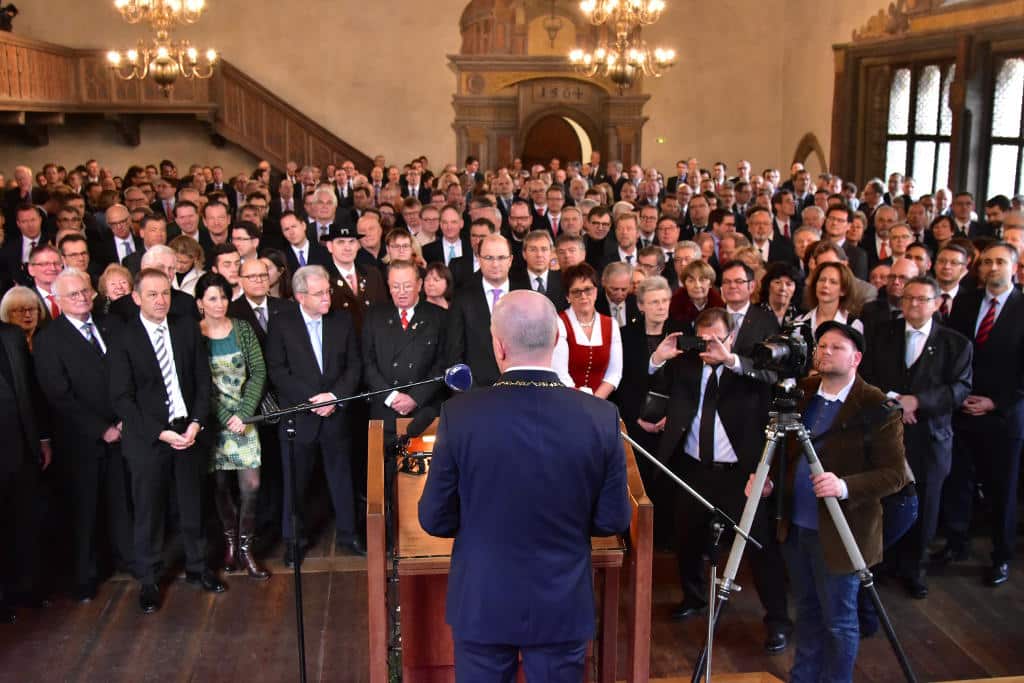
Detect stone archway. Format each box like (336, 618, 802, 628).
(450, 0, 651, 169)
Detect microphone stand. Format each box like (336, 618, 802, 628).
(244, 373, 460, 683)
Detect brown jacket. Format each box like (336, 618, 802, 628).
(777, 374, 908, 573)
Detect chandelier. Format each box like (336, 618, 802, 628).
(106, 0, 217, 96)
(568, 0, 676, 91)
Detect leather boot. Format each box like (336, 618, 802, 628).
(238, 492, 269, 580)
(222, 528, 239, 573)
(238, 534, 270, 580)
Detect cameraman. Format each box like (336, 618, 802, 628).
(650, 307, 792, 653)
(747, 322, 908, 682)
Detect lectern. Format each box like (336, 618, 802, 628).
(366, 418, 653, 682)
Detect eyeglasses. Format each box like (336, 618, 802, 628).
(59, 288, 93, 301)
(8, 306, 38, 316)
(568, 286, 597, 298)
(901, 295, 935, 305)
(241, 273, 270, 281)
(30, 260, 62, 269)
(720, 278, 750, 286)
(935, 258, 965, 267)
(479, 255, 510, 263)
(302, 289, 333, 299)
(109, 218, 131, 228)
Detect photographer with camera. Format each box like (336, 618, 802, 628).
(650, 307, 792, 653)
(746, 321, 908, 682)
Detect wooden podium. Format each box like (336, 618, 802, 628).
(366, 419, 654, 683)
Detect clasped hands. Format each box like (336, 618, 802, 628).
(159, 422, 201, 450)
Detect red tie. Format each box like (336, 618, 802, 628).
(400, 309, 409, 330)
(164, 200, 172, 217)
(551, 215, 559, 235)
(940, 293, 951, 317)
(46, 294, 59, 319)
(346, 273, 357, 293)
(976, 298, 997, 346)
(878, 240, 888, 260)
(782, 223, 790, 239)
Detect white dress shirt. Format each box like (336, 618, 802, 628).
(551, 306, 623, 392)
(139, 315, 188, 420)
(482, 278, 509, 314)
(974, 287, 1013, 336)
(73, 315, 106, 353)
(684, 364, 739, 463)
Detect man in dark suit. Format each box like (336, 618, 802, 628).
(860, 257, 919, 337)
(1, 204, 55, 286)
(401, 168, 432, 204)
(750, 322, 907, 682)
(423, 204, 472, 268)
(108, 268, 222, 614)
(265, 265, 363, 562)
(361, 260, 448, 439)
(649, 307, 790, 651)
(747, 207, 798, 268)
(0, 319, 51, 618)
(518, 230, 566, 311)
(824, 205, 869, 281)
(951, 192, 989, 238)
(448, 216, 497, 290)
(322, 221, 388, 336)
(122, 214, 167, 276)
(595, 261, 640, 327)
(861, 275, 972, 598)
(93, 204, 143, 270)
(33, 268, 133, 602)
(862, 205, 899, 271)
(717, 260, 781, 384)
(108, 246, 198, 321)
(150, 176, 177, 221)
(420, 289, 631, 681)
(939, 242, 1024, 586)
(447, 234, 528, 388)
(279, 211, 330, 275)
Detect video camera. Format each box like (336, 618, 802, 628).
(751, 321, 812, 379)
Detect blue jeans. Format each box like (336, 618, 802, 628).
(783, 526, 861, 683)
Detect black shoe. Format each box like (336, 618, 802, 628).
(72, 581, 97, 603)
(670, 601, 707, 621)
(139, 583, 160, 614)
(986, 563, 1009, 586)
(905, 574, 929, 599)
(764, 628, 789, 654)
(185, 570, 226, 593)
(930, 543, 969, 566)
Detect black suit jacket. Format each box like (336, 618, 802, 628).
(947, 287, 1024, 434)
(94, 233, 144, 269)
(107, 315, 212, 449)
(228, 295, 296, 349)
(264, 307, 362, 443)
(283, 240, 331, 275)
(839, 242, 869, 281)
(423, 237, 472, 268)
(861, 318, 972, 468)
(33, 314, 121, 451)
(519, 269, 567, 311)
(1, 231, 55, 286)
(655, 353, 769, 473)
(730, 304, 781, 384)
(763, 237, 798, 268)
(361, 301, 448, 426)
(325, 261, 388, 335)
(595, 292, 640, 327)
(0, 322, 45, 475)
(446, 277, 528, 387)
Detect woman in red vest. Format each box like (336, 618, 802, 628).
(552, 262, 622, 399)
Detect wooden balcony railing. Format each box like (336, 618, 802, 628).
(0, 31, 372, 169)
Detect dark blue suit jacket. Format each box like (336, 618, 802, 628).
(418, 368, 632, 645)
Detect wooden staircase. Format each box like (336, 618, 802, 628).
(0, 31, 372, 169)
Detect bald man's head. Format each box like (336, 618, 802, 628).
(490, 290, 559, 370)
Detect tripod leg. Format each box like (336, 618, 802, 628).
(794, 430, 917, 683)
(690, 433, 782, 683)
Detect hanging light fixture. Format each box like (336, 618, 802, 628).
(568, 0, 676, 92)
(106, 0, 217, 96)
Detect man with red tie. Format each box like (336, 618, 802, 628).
(27, 245, 63, 321)
(939, 242, 1024, 586)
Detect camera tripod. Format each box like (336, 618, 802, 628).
(685, 379, 918, 683)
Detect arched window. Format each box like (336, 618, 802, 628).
(987, 56, 1024, 197)
(885, 62, 955, 194)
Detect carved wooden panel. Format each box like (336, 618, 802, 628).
(264, 105, 286, 158)
(861, 63, 893, 183)
(221, 80, 244, 131)
(241, 88, 259, 140)
(311, 137, 332, 167)
(80, 59, 111, 103)
(0, 45, 14, 100)
(286, 120, 306, 163)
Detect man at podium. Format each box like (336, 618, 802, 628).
(419, 290, 632, 682)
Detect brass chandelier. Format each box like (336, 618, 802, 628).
(568, 0, 676, 91)
(106, 0, 217, 96)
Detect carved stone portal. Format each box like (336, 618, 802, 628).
(451, 0, 650, 168)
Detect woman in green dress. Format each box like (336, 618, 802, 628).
(196, 272, 270, 580)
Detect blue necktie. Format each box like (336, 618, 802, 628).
(307, 320, 323, 372)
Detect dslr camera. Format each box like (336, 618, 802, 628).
(751, 321, 812, 379)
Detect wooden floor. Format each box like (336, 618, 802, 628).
(2, 537, 1024, 682)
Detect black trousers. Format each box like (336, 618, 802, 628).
(675, 456, 791, 629)
(892, 437, 950, 576)
(945, 417, 1023, 564)
(0, 461, 41, 597)
(280, 425, 355, 544)
(127, 442, 208, 584)
(69, 443, 134, 585)
(255, 423, 282, 537)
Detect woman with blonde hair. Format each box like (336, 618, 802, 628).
(169, 234, 205, 297)
(0, 286, 47, 350)
(97, 263, 133, 314)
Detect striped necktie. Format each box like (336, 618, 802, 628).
(153, 325, 176, 419)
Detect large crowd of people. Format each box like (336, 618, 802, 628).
(0, 151, 1022, 676)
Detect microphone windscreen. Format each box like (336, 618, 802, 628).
(444, 364, 473, 393)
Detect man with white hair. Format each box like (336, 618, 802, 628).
(420, 289, 631, 682)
